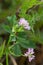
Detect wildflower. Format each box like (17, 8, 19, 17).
(25, 48, 35, 62)
(19, 18, 30, 30)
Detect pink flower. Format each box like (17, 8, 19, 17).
(19, 18, 30, 30)
(25, 48, 35, 62)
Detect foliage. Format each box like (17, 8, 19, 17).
(0, 0, 43, 65)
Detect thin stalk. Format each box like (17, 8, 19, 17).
(6, 53, 8, 65)
(7, 24, 15, 45)
(9, 54, 17, 65)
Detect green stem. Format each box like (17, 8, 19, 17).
(7, 24, 15, 45)
(6, 53, 8, 65)
(6, 19, 16, 65)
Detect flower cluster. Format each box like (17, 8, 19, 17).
(25, 48, 35, 62)
(19, 18, 30, 30)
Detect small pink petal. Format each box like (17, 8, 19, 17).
(19, 18, 30, 30)
(28, 48, 34, 54)
(29, 55, 35, 62)
(24, 26, 31, 30)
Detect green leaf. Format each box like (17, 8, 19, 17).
(2, 24, 11, 33)
(10, 34, 16, 42)
(10, 44, 22, 56)
(17, 36, 36, 49)
(17, 32, 36, 48)
(0, 41, 5, 58)
(7, 15, 17, 26)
